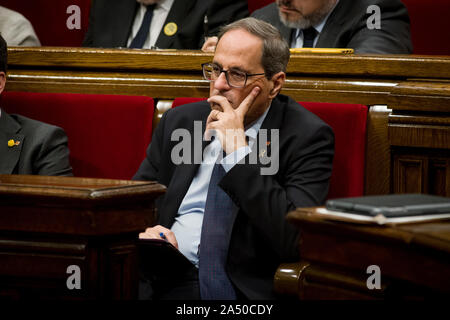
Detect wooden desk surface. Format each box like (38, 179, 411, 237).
(0, 174, 166, 299)
(0, 174, 166, 235)
(288, 207, 450, 254)
(0, 174, 165, 201)
(275, 207, 450, 299)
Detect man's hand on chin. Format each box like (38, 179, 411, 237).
(205, 86, 260, 154)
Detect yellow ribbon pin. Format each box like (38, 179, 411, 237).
(164, 22, 178, 37)
(7, 139, 20, 147)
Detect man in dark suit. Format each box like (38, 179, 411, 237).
(135, 17, 334, 300)
(0, 35, 72, 176)
(252, 0, 412, 53)
(83, 0, 249, 49)
(203, 0, 412, 54)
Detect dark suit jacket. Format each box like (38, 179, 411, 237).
(0, 110, 73, 176)
(133, 94, 334, 299)
(252, 0, 412, 54)
(83, 0, 249, 49)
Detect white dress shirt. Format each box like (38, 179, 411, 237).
(127, 0, 174, 49)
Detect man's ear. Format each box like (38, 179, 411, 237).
(268, 71, 286, 99)
(0, 72, 5, 95)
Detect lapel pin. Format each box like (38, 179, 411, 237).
(164, 22, 178, 37)
(259, 149, 266, 158)
(7, 139, 20, 148)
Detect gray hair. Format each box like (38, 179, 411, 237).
(217, 17, 290, 79)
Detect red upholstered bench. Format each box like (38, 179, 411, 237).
(401, 0, 450, 55)
(1, 0, 92, 47)
(247, 0, 273, 13)
(2, 91, 154, 180)
(300, 102, 367, 199)
(172, 97, 367, 199)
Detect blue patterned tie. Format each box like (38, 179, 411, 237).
(129, 5, 155, 48)
(302, 27, 317, 48)
(199, 162, 237, 300)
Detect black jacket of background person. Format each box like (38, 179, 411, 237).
(83, 0, 249, 49)
(0, 110, 72, 176)
(252, 0, 412, 54)
(133, 94, 335, 299)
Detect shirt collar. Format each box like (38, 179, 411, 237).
(245, 102, 271, 141)
(141, 0, 173, 11)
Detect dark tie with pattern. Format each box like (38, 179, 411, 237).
(129, 5, 155, 48)
(198, 162, 237, 300)
(302, 27, 318, 48)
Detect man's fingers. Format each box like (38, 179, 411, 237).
(236, 86, 261, 118)
(208, 95, 233, 114)
(201, 36, 218, 52)
(139, 225, 178, 249)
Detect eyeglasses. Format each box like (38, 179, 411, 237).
(202, 63, 265, 88)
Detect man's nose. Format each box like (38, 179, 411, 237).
(213, 72, 230, 91)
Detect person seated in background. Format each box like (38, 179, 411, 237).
(203, 0, 412, 54)
(135, 17, 334, 300)
(0, 6, 41, 46)
(0, 35, 72, 176)
(83, 0, 249, 49)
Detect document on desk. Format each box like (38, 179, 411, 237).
(138, 239, 194, 276)
(318, 194, 450, 225)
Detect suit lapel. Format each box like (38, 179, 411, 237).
(112, 0, 139, 47)
(316, 0, 346, 48)
(280, 24, 294, 44)
(155, 0, 196, 48)
(160, 103, 212, 227)
(0, 111, 24, 174)
(228, 96, 285, 229)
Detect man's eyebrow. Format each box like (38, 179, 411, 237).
(212, 61, 247, 73)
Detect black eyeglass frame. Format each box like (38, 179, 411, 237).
(201, 62, 265, 88)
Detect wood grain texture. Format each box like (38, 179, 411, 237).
(0, 174, 166, 299)
(273, 207, 450, 299)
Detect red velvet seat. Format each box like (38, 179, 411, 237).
(299, 102, 367, 199)
(172, 97, 367, 199)
(2, 91, 154, 180)
(401, 0, 450, 55)
(1, 0, 91, 47)
(247, 0, 273, 13)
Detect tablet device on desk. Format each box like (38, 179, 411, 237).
(326, 194, 450, 217)
(138, 239, 194, 276)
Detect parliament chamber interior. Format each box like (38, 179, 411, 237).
(0, 0, 449, 304)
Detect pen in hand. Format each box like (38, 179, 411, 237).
(159, 232, 167, 241)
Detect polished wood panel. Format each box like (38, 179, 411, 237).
(0, 175, 165, 300)
(6, 48, 450, 105)
(274, 207, 450, 299)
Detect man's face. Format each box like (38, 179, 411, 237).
(276, 0, 336, 29)
(210, 29, 272, 126)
